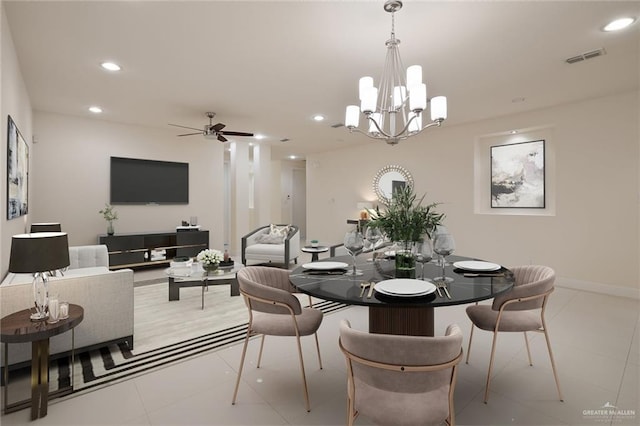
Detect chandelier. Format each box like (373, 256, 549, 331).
(345, 0, 447, 145)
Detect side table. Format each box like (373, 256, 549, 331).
(1, 304, 84, 420)
(301, 246, 329, 262)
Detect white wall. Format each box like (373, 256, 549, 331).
(307, 91, 639, 294)
(1, 5, 33, 274)
(30, 112, 225, 251)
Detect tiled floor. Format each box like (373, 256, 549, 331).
(1, 272, 638, 425)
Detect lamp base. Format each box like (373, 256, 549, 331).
(30, 312, 48, 321)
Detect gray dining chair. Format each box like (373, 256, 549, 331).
(232, 266, 323, 412)
(465, 264, 563, 403)
(339, 319, 463, 426)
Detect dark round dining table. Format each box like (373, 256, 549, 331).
(289, 254, 514, 336)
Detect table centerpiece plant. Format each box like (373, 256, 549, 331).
(197, 248, 223, 272)
(367, 186, 444, 278)
(98, 204, 118, 235)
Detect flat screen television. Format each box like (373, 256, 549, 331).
(110, 157, 189, 204)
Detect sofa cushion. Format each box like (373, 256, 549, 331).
(68, 245, 109, 269)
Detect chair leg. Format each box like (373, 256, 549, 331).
(314, 332, 323, 369)
(256, 335, 266, 368)
(543, 328, 564, 401)
(294, 335, 311, 412)
(466, 323, 475, 364)
(523, 332, 533, 366)
(483, 331, 499, 403)
(232, 329, 251, 405)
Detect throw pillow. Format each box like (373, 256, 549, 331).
(269, 224, 290, 239)
(257, 233, 286, 244)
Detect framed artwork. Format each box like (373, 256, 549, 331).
(7, 115, 29, 219)
(491, 139, 545, 208)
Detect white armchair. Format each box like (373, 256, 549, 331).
(241, 224, 301, 267)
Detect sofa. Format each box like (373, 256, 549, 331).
(241, 224, 301, 267)
(1, 245, 134, 367)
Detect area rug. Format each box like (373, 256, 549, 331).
(2, 299, 347, 399)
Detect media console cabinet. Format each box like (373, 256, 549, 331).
(99, 229, 209, 270)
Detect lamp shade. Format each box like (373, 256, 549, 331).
(9, 232, 70, 273)
(430, 96, 448, 121)
(30, 222, 62, 233)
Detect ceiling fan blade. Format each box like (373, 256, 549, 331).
(211, 123, 226, 132)
(217, 134, 228, 142)
(177, 132, 203, 137)
(221, 131, 254, 137)
(169, 123, 203, 131)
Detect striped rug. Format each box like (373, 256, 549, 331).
(47, 299, 347, 394)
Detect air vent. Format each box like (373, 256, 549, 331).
(565, 48, 606, 64)
(280, 138, 290, 142)
(331, 123, 344, 128)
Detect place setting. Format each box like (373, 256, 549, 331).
(452, 260, 507, 277)
(301, 261, 349, 275)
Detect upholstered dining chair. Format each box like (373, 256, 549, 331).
(465, 264, 563, 403)
(339, 320, 463, 426)
(232, 266, 323, 412)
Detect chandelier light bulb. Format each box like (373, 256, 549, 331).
(393, 86, 407, 109)
(345, 105, 360, 128)
(430, 96, 447, 121)
(359, 76, 374, 100)
(409, 83, 427, 112)
(361, 87, 378, 113)
(406, 65, 422, 91)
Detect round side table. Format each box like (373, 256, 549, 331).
(301, 246, 329, 262)
(1, 304, 84, 419)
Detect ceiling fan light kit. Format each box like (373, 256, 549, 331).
(169, 112, 254, 142)
(345, 0, 447, 145)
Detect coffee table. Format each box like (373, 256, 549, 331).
(301, 245, 329, 261)
(166, 262, 241, 309)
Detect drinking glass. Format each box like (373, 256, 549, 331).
(364, 227, 383, 261)
(433, 233, 455, 283)
(415, 239, 433, 280)
(344, 230, 365, 276)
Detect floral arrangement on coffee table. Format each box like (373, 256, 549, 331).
(197, 249, 223, 270)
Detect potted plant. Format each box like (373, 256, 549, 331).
(99, 204, 118, 235)
(367, 186, 444, 278)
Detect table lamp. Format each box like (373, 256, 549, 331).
(9, 232, 70, 321)
(30, 222, 62, 233)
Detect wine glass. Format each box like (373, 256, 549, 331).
(344, 230, 365, 276)
(433, 233, 455, 283)
(364, 227, 383, 261)
(415, 239, 433, 280)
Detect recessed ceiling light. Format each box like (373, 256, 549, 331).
(313, 114, 325, 122)
(89, 106, 103, 113)
(254, 134, 265, 140)
(510, 130, 518, 134)
(603, 17, 636, 32)
(289, 155, 296, 160)
(100, 62, 121, 71)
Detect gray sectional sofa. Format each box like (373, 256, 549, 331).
(0, 245, 134, 367)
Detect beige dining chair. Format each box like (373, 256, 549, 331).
(339, 319, 463, 426)
(465, 264, 563, 403)
(232, 266, 323, 412)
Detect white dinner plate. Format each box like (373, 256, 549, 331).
(374, 279, 437, 297)
(452, 261, 501, 272)
(302, 261, 349, 270)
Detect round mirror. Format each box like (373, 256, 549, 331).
(373, 165, 414, 204)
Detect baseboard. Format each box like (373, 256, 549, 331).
(557, 276, 639, 300)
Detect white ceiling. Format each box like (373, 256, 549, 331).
(4, 0, 639, 160)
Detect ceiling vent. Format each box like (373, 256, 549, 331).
(280, 138, 290, 142)
(331, 123, 344, 128)
(565, 48, 606, 64)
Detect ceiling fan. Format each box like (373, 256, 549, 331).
(169, 112, 254, 142)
